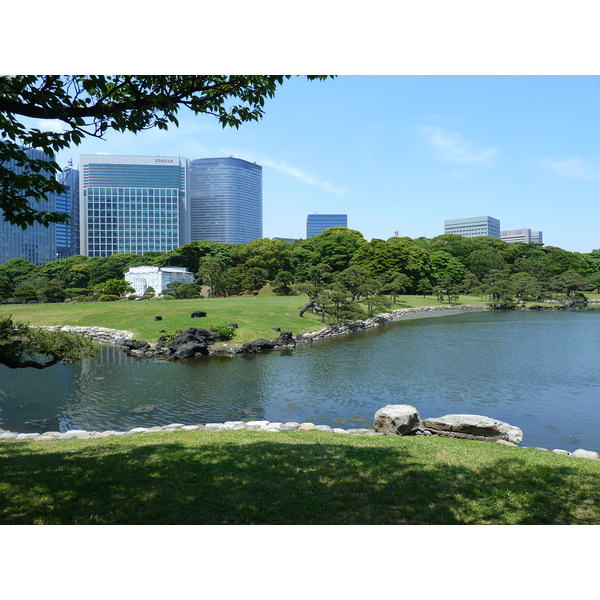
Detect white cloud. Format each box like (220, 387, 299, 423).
(540, 157, 599, 181)
(35, 119, 67, 133)
(261, 159, 345, 196)
(223, 149, 345, 196)
(421, 126, 498, 166)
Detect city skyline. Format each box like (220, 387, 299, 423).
(6, 77, 599, 255)
(40, 76, 598, 254)
(77, 154, 262, 257)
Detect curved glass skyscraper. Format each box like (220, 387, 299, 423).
(189, 157, 262, 244)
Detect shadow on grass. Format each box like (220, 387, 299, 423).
(1, 437, 598, 524)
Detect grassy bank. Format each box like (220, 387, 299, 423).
(1, 430, 599, 524)
(0, 293, 489, 343)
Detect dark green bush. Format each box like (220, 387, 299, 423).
(97, 294, 120, 302)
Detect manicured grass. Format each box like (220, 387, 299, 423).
(1, 430, 599, 524)
(0, 295, 326, 343)
(0, 293, 486, 343)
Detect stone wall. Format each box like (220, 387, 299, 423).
(37, 325, 134, 345)
(296, 304, 489, 343)
(36, 305, 490, 359)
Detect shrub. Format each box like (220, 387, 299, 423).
(73, 295, 94, 302)
(97, 294, 120, 302)
(209, 324, 236, 341)
(158, 331, 179, 343)
(65, 288, 90, 297)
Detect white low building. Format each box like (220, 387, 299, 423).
(125, 266, 195, 296)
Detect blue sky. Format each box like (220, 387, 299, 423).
(50, 76, 600, 253)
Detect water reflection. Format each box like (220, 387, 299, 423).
(0, 311, 599, 451)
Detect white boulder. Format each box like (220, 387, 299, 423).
(571, 449, 600, 460)
(374, 405, 421, 436)
(422, 414, 523, 444)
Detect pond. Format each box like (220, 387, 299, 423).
(1, 310, 599, 452)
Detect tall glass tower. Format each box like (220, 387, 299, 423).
(306, 214, 348, 238)
(80, 155, 189, 257)
(189, 157, 262, 244)
(55, 164, 80, 258)
(0, 147, 57, 265)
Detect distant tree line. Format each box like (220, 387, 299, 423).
(1, 228, 599, 316)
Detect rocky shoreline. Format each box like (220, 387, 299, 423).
(24, 306, 599, 460)
(1, 409, 598, 461)
(38, 304, 492, 360)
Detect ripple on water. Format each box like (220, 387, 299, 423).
(1, 311, 599, 452)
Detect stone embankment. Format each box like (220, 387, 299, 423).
(38, 325, 134, 346)
(295, 304, 489, 343)
(0, 421, 376, 441)
(2, 404, 598, 461)
(40, 304, 491, 360)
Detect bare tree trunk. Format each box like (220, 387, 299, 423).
(298, 299, 325, 318)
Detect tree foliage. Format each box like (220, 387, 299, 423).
(2, 228, 598, 335)
(0, 316, 98, 369)
(0, 75, 330, 228)
(94, 278, 134, 297)
(197, 256, 229, 298)
(230, 237, 292, 280)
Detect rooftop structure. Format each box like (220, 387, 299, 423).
(444, 216, 501, 239)
(501, 229, 543, 244)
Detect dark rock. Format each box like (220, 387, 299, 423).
(272, 327, 281, 332)
(241, 338, 276, 353)
(272, 331, 296, 346)
(370, 316, 389, 325)
(563, 298, 587, 309)
(228, 323, 239, 329)
(172, 342, 208, 359)
(164, 327, 219, 359)
(120, 339, 150, 351)
(174, 328, 218, 344)
(241, 331, 296, 354)
(191, 311, 207, 318)
(155, 315, 162, 321)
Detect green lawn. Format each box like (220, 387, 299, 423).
(1, 430, 598, 524)
(0, 293, 488, 343)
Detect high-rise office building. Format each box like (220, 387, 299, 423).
(79, 155, 190, 257)
(444, 216, 500, 239)
(0, 147, 57, 265)
(55, 165, 80, 259)
(500, 228, 544, 244)
(189, 157, 262, 244)
(306, 214, 348, 238)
